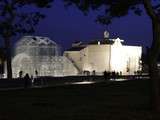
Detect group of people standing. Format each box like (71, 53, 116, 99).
(19, 70, 38, 88)
(103, 71, 121, 80)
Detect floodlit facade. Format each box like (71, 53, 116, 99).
(64, 32, 142, 75)
(10, 31, 142, 78)
(12, 36, 78, 78)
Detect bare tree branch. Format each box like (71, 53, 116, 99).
(143, 0, 159, 21)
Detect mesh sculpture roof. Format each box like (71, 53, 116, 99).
(16, 36, 57, 47)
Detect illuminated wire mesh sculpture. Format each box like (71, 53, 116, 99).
(12, 36, 78, 78)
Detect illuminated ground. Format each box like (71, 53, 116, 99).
(0, 79, 157, 120)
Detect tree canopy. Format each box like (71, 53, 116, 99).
(63, 0, 160, 24)
(0, 0, 53, 38)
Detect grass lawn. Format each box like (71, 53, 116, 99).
(0, 79, 158, 120)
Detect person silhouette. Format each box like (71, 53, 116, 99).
(19, 71, 23, 78)
(24, 73, 31, 88)
(103, 70, 107, 80)
(35, 70, 38, 77)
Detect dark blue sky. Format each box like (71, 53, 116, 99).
(17, 0, 152, 51)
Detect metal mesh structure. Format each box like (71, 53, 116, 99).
(12, 36, 78, 78)
(15, 36, 60, 56)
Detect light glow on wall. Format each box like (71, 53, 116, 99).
(110, 38, 142, 75)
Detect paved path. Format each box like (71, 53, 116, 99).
(0, 80, 105, 91)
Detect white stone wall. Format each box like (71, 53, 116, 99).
(110, 40, 126, 74)
(64, 39, 142, 75)
(122, 46, 142, 75)
(82, 45, 111, 74)
(64, 51, 82, 71)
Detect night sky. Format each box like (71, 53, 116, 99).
(15, 0, 152, 51)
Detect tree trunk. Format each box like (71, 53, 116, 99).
(149, 20, 160, 111)
(143, 0, 160, 112)
(4, 37, 12, 80)
(149, 60, 160, 111)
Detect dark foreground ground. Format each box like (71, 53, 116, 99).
(0, 79, 158, 120)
